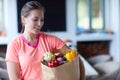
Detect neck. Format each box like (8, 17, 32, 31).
(23, 32, 38, 44)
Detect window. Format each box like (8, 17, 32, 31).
(0, 0, 3, 32)
(77, 0, 105, 33)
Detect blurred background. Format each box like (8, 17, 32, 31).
(0, 0, 120, 80)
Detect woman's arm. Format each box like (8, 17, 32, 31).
(59, 45, 86, 80)
(6, 62, 20, 80)
(58, 45, 72, 54)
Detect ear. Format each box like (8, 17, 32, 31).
(21, 16, 26, 24)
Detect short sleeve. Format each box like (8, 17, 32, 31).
(5, 41, 19, 63)
(47, 35, 66, 50)
(54, 36, 66, 49)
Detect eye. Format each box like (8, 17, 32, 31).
(41, 19, 44, 22)
(33, 19, 38, 21)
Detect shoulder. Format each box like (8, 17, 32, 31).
(39, 32, 65, 46)
(8, 35, 22, 48)
(40, 32, 59, 39)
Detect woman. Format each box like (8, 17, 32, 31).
(5, 1, 85, 80)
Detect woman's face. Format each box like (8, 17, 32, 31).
(22, 9, 44, 34)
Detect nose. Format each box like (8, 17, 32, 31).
(38, 21, 41, 26)
(38, 20, 44, 26)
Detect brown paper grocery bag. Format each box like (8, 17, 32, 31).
(41, 56, 80, 80)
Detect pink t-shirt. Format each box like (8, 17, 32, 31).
(5, 32, 65, 80)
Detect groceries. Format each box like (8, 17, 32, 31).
(41, 50, 77, 68)
(41, 50, 80, 80)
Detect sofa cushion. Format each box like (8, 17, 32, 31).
(0, 57, 6, 69)
(0, 68, 9, 79)
(94, 61, 120, 74)
(87, 54, 112, 64)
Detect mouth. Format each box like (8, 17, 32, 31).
(34, 26, 42, 31)
(34, 27, 40, 32)
(37, 29, 40, 31)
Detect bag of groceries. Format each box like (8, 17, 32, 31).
(41, 50, 80, 80)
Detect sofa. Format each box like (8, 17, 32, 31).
(0, 53, 9, 80)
